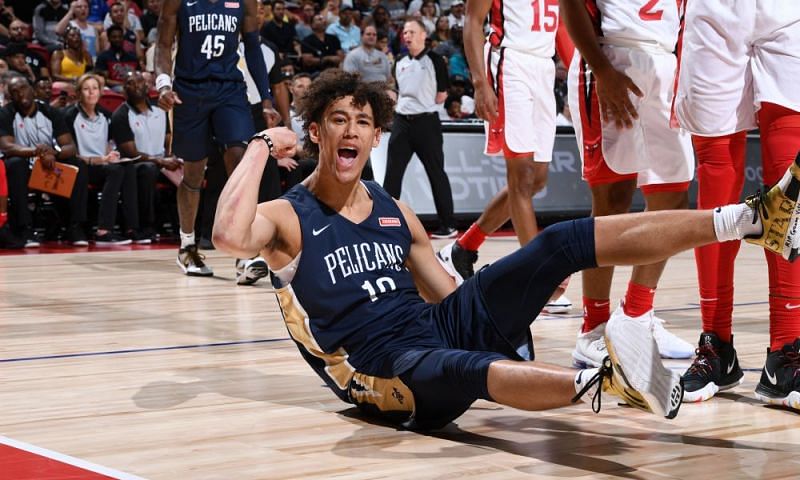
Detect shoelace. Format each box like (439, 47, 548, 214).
(785, 351, 800, 384)
(184, 247, 207, 267)
(746, 189, 769, 224)
(571, 357, 612, 413)
(687, 344, 719, 377)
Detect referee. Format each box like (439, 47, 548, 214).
(383, 19, 457, 239)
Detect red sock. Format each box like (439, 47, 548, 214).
(692, 133, 746, 344)
(582, 297, 610, 332)
(457, 223, 487, 252)
(759, 102, 800, 350)
(623, 281, 656, 317)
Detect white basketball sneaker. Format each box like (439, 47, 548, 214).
(605, 309, 684, 419)
(615, 303, 694, 359)
(572, 322, 608, 368)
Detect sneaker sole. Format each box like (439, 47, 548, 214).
(542, 304, 572, 314)
(237, 260, 269, 285)
(754, 389, 800, 411)
(682, 377, 743, 403)
(605, 317, 684, 419)
(95, 240, 133, 246)
(175, 257, 214, 277)
(572, 350, 604, 369)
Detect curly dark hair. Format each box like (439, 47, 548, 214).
(295, 69, 395, 158)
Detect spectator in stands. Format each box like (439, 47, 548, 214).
(140, 0, 161, 45)
(326, 6, 360, 52)
(294, 1, 316, 40)
(376, 32, 395, 68)
(64, 73, 131, 245)
(87, 0, 108, 27)
(101, 1, 144, 66)
(414, 1, 437, 35)
(343, 25, 392, 84)
(442, 94, 463, 120)
(381, 0, 407, 28)
(447, 0, 465, 28)
(111, 71, 180, 243)
(4, 43, 38, 83)
(434, 24, 468, 78)
(370, 6, 397, 51)
(261, 0, 297, 58)
(0, 0, 15, 42)
(33, 77, 72, 109)
(7, 20, 50, 79)
(32, 0, 69, 51)
(429, 15, 450, 49)
(445, 74, 474, 116)
(300, 14, 343, 73)
(0, 75, 87, 246)
(55, 0, 101, 63)
(321, 0, 340, 26)
(51, 25, 93, 84)
(96, 25, 139, 91)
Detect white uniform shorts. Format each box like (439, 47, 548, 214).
(485, 45, 556, 162)
(568, 44, 694, 187)
(674, 0, 800, 135)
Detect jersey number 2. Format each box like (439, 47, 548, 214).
(531, 0, 558, 32)
(639, 0, 664, 21)
(200, 34, 225, 59)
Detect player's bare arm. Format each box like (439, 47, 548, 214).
(559, 0, 642, 129)
(399, 201, 457, 302)
(213, 127, 298, 258)
(155, 0, 181, 110)
(464, 0, 497, 122)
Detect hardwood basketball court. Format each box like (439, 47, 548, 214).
(1, 239, 799, 479)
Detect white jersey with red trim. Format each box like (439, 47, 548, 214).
(488, 0, 558, 57)
(591, 0, 684, 52)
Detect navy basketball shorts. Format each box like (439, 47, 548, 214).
(398, 218, 598, 430)
(172, 78, 255, 162)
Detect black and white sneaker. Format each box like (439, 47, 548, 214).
(436, 241, 478, 285)
(431, 226, 458, 239)
(24, 230, 41, 248)
(681, 332, 744, 402)
(235, 256, 269, 285)
(177, 244, 213, 276)
(754, 338, 800, 411)
(95, 232, 132, 246)
(68, 224, 89, 247)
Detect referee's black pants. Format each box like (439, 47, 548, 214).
(384, 112, 454, 228)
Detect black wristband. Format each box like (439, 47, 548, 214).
(249, 132, 274, 155)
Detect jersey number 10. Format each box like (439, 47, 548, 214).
(531, 0, 558, 33)
(200, 34, 226, 59)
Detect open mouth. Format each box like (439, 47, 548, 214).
(337, 147, 358, 167)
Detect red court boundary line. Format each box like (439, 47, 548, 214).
(0, 436, 145, 480)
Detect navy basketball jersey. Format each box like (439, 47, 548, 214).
(174, 0, 244, 82)
(272, 182, 438, 401)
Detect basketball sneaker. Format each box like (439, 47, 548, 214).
(754, 338, 800, 411)
(543, 294, 572, 314)
(436, 241, 478, 286)
(573, 356, 680, 417)
(236, 256, 269, 286)
(177, 244, 213, 276)
(573, 322, 607, 368)
(604, 311, 685, 418)
(743, 152, 800, 261)
(681, 332, 743, 402)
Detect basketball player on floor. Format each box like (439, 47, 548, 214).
(437, 0, 575, 313)
(155, 0, 280, 281)
(561, 0, 694, 367)
(212, 70, 800, 428)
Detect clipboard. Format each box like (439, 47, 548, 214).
(28, 158, 79, 198)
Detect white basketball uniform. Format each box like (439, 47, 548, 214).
(484, 0, 558, 161)
(674, 0, 800, 136)
(567, 0, 694, 187)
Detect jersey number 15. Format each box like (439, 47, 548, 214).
(200, 34, 225, 59)
(531, 0, 558, 33)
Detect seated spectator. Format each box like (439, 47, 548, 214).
(6, 20, 51, 79)
(321, 0, 340, 26)
(87, 0, 109, 27)
(33, 0, 69, 51)
(343, 25, 392, 85)
(413, 0, 437, 35)
(433, 25, 468, 78)
(376, 32, 394, 69)
(0, 75, 88, 246)
(429, 15, 449, 49)
(95, 25, 139, 91)
(55, 0, 101, 62)
(370, 6, 397, 50)
(110, 71, 180, 242)
(0, 0, 15, 43)
(100, 1, 144, 66)
(4, 43, 38, 83)
(294, 1, 316, 40)
(261, 0, 297, 58)
(441, 94, 463, 120)
(140, 0, 160, 46)
(64, 73, 131, 245)
(33, 77, 73, 109)
(50, 25, 93, 84)
(326, 6, 360, 52)
(300, 14, 343, 73)
(447, 0, 465, 28)
(381, 0, 407, 28)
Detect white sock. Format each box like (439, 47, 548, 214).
(713, 203, 762, 242)
(574, 368, 600, 403)
(180, 230, 195, 249)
